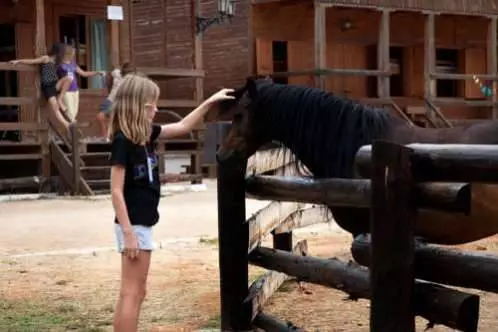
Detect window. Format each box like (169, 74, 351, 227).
(272, 41, 288, 84)
(389, 47, 404, 97)
(59, 14, 108, 89)
(435, 49, 459, 97)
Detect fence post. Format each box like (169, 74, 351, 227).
(216, 153, 252, 331)
(70, 124, 80, 195)
(370, 140, 416, 332)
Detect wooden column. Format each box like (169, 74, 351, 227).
(191, 0, 204, 183)
(217, 155, 252, 331)
(377, 9, 390, 98)
(313, 0, 326, 89)
(119, 0, 131, 64)
(108, 0, 120, 68)
(370, 141, 416, 332)
(488, 16, 498, 119)
(424, 13, 435, 113)
(35, 0, 50, 179)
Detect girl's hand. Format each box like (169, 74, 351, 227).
(9, 60, 19, 65)
(123, 229, 140, 259)
(206, 88, 235, 104)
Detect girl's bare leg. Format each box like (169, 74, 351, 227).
(96, 112, 107, 138)
(47, 96, 70, 132)
(56, 76, 72, 112)
(113, 251, 151, 332)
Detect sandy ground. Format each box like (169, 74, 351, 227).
(1, 180, 498, 331)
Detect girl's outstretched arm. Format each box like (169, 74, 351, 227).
(158, 88, 234, 139)
(76, 66, 105, 78)
(10, 55, 49, 65)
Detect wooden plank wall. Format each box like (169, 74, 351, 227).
(252, 2, 493, 119)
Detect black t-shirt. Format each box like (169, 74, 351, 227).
(110, 124, 162, 227)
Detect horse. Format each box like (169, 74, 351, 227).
(213, 77, 498, 245)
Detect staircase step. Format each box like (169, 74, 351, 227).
(86, 179, 110, 191)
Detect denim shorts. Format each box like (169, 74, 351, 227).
(114, 224, 155, 253)
(100, 98, 112, 114)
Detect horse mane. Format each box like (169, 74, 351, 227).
(250, 80, 399, 178)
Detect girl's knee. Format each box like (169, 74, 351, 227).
(119, 285, 146, 301)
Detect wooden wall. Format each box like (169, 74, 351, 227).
(253, 2, 494, 120)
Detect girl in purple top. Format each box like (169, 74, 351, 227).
(57, 45, 104, 122)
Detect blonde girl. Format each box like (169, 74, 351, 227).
(108, 73, 234, 332)
(58, 45, 105, 122)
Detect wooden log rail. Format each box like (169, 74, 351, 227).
(356, 143, 498, 183)
(352, 234, 498, 293)
(249, 247, 479, 332)
(217, 140, 487, 331)
(245, 175, 471, 214)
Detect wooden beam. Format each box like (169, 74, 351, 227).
(432, 98, 498, 107)
(247, 201, 304, 252)
(377, 9, 390, 98)
(356, 143, 498, 183)
(253, 312, 304, 331)
(370, 141, 415, 332)
(0, 62, 36, 71)
(108, 0, 120, 68)
(35, 0, 49, 178)
(313, 0, 326, 89)
(245, 175, 471, 214)
(424, 13, 435, 114)
(245, 241, 308, 320)
(274, 205, 333, 234)
(488, 16, 498, 119)
(353, 234, 498, 294)
(137, 67, 205, 78)
(217, 156, 252, 331)
(119, 0, 131, 64)
(430, 73, 498, 80)
(249, 247, 479, 332)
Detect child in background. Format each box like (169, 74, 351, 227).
(473, 75, 494, 97)
(108, 73, 234, 331)
(58, 44, 105, 123)
(9, 43, 73, 131)
(97, 62, 135, 139)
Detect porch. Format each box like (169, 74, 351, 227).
(251, 0, 498, 128)
(0, 0, 207, 195)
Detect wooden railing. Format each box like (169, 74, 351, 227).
(424, 97, 453, 128)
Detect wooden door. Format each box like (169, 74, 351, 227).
(255, 38, 273, 76)
(459, 48, 487, 99)
(287, 40, 313, 87)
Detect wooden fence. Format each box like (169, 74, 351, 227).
(216, 141, 498, 332)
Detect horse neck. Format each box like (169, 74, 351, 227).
(260, 92, 391, 178)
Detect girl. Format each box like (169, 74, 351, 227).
(473, 75, 494, 97)
(9, 43, 73, 131)
(97, 62, 135, 139)
(58, 44, 105, 123)
(108, 73, 234, 332)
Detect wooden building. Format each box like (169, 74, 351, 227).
(0, 0, 209, 195)
(3, 0, 498, 194)
(250, 0, 498, 126)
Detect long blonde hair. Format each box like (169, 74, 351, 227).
(108, 74, 160, 145)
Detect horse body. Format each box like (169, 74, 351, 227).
(216, 78, 498, 244)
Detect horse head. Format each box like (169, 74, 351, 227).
(215, 76, 273, 162)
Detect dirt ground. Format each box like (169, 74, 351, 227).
(2, 180, 498, 331)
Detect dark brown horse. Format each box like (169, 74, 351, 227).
(213, 77, 498, 245)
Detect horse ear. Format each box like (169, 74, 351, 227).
(246, 77, 258, 98)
